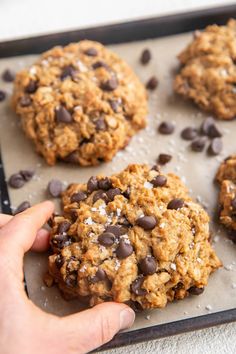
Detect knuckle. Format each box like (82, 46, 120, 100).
(98, 314, 116, 345)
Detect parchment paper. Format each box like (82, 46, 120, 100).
(0, 32, 236, 332)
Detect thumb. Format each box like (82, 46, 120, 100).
(60, 302, 135, 353)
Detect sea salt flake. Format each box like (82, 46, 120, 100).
(170, 263, 176, 271)
(205, 304, 212, 311)
(91, 207, 97, 212)
(196, 257, 202, 263)
(145, 315, 151, 320)
(84, 217, 94, 225)
(116, 208, 121, 217)
(80, 265, 87, 273)
(29, 66, 37, 74)
(144, 181, 153, 189)
(159, 223, 165, 229)
(114, 259, 121, 271)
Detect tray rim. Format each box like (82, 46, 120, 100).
(1, 4, 236, 351)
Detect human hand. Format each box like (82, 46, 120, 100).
(0, 201, 135, 354)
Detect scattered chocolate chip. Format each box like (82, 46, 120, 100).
(100, 77, 118, 91)
(167, 198, 184, 210)
(25, 80, 38, 94)
(106, 188, 121, 201)
(93, 190, 109, 203)
(14, 201, 31, 215)
(191, 137, 207, 152)
(0, 90, 6, 101)
(231, 198, 236, 210)
(105, 225, 124, 237)
(92, 61, 110, 70)
(60, 65, 76, 80)
(95, 117, 106, 131)
(98, 232, 115, 246)
(55, 106, 72, 123)
(8, 173, 25, 189)
(136, 215, 157, 230)
(55, 255, 64, 269)
(90, 268, 107, 283)
(71, 191, 87, 203)
(208, 138, 223, 156)
(98, 177, 112, 190)
(109, 99, 121, 113)
(20, 169, 34, 182)
(87, 176, 99, 193)
(208, 124, 222, 138)
(64, 151, 78, 163)
(140, 256, 156, 275)
(131, 276, 147, 296)
(151, 175, 167, 187)
(47, 179, 63, 198)
(140, 49, 151, 65)
(181, 127, 198, 140)
(157, 153, 172, 165)
(146, 76, 158, 90)
(200, 117, 215, 135)
(20, 96, 31, 107)
(188, 286, 204, 295)
(2, 69, 15, 82)
(58, 220, 71, 234)
(116, 239, 133, 259)
(123, 187, 131, 199)
(84, 48, 98, 56)
(158, 121, 175, 135)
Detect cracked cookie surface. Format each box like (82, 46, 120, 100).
(12, 40, 147, 166)
(174, 19, 236, 120)
(48, 164, 221, 310)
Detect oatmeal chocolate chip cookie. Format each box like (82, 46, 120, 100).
(12, 41, 147, 166)
(48, 164, 221, 309)
(216, 155, 236, 230)
(174, 19, 236, 120)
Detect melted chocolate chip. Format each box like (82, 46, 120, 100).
(65, 273, 77, 287)
(109, 99, 121, 113)
(191, 137, 207, 152)
(106, 188, 121, 201)
(158, 121, 175, 135)
(14, 201, 31, 215)
(131, 276, 147, 296)
(90, 268, 107, 283)
(60, 65, 76, 80)
(157, 153, 172, 165)
(0, 90, 6, 102)
(100, 77, 118, 91)
(20, 96, 31, 107)
(146, 76, 158, 90)
(84, 48, 98, 56)
(20, 169, 34, 181)
(52, 234, 73, 249)
(125, 300, 143, 312)
(167, 198, 184, 210)
(98, 177, 112, 190)
(181, 127, 198, 140)
(47, 213, 58, 228)
(8, 173, 25, 189)
(47, 179, 63, 198)
(139, 256, 156, 275)
(231, 198, 236, 210)
(55, 106, 72, 123)
(98, 232, 115, 246)
(55, 255, 64, 269)
(58, 220, 71, 234)
(93, 190, 109, 203)
(188, 286, 204, 295)
(151, 175, 167, 187)
(87, 176, 99, 193)
(136, 215, 157, 230)
(92, 61, 110, 70)
(25, 80, 38, 94)
(123, 187, 131, 199)
(71, 191, 87, 203)
(64, 151, 78, 163)
(105, 225, 124, 237)
(2, 69, 15, 82)
(95, 117, 106, 131)
(208, 138, 223, 156)
(140, 49, 151, 65)
(116, 239, 133, 259)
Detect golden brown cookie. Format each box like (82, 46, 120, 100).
(12, 41, 147, 166)
(216, 154, 236, 184)
(48, 164, 221, 310)
(174, 19, 236, 120)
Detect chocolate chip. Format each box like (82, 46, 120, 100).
(208, 124, 222, 138)
(208, 138, 223, 156)
(116, 239, 133, 259)
(100, 77, 118, 91)
(200, 117, 215, 135)
(106, 188, 121, 201)
(118, 217, 131, 229)
(2, 69, 15, 82)
(158, 121, 175, 135)
(98, 232, 115, 246)
(131, 276, 147, 296)
(140, 256, 156, 275)
(25, 80, 38, 94)
(146, 76, 158, 90)
(84, 48, 98, 56)
(191, 137, 207, 152)
(136, 215, 157, 230)
(20, 169, 34, 182)
(109, 99, 121, 113)
(8, 173, 25, 189)
(60, 65, 76, 80)
(167, 198, 184, 210)
(231, 198, 236, 210)
(71, 191, 87, 203)
(157, 153, 172, 165)
(181, 127, 198, 140)
(64, 151, 78, 163)
(140, 49, 151, 65)
(125, 300, 143, 312)
(95, 117, 106, 131)
(55, 255, 64, 269)
(0, 90, 6, 101)
(123, 187, 131, 199)
(98, 177, 112, 191)
(47, 213, 58, 228)
(55, 106, 72, 123)
(47, 179, 63, 198)
(92, 61, 110, 70)
(87, 176, 99, 193)
(52, 234, 73, 249)
(14, 201, 31, 215)
(58, 220, 71, 234)
(151, 175, 167, 187)
(90, 268, 107, 283)
(151, 164, 160, 172)
(20, 96, 31, 107)
(93, 190, 109, 203)
(105, 225, 124, 237)
(228, 230, 236, 244)
(65, 273, 77, 287)
(188, 286, 204, 295)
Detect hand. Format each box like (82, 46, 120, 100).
(0, 201, 135, 354)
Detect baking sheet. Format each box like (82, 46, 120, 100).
(0, 31, 236, 332)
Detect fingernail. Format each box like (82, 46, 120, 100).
(119, 308, 135, 330)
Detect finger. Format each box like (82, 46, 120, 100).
(31, 228, 50, 252)
(0, 201, 54, 256)
(0, 213, 12, 226)
(61, 302, 135, 352)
